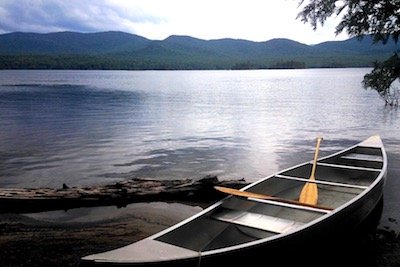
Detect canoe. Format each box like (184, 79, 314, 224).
(80, 135, 387, 266)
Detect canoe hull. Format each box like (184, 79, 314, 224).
(80, 191, 384, 267)
(80, 136, 387, 267)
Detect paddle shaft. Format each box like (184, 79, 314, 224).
(309, 137, 323, 181)
(214, 186, 333, 211)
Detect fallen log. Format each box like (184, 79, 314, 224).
(0, 176, 248, 213)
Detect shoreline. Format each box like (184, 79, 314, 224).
(0, 202, 203, 267)
(0, 201, 399, 267)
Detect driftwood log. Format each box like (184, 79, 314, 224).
(0, 176, 248, 213)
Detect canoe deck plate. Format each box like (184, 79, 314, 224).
(82, 238, 199, 263)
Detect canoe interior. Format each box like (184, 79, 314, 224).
(156, 197, 312, 252)
(155, 179, 361, 252)
(155, 144, 384, 253)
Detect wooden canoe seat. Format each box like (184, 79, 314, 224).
(212, 209, 304, 234)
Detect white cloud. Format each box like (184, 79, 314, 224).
(111, 0, 348, 44)
(0, 0, 348, 44)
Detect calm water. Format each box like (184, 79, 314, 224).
(0, 69, 398, 186)
(1, 69, 400, 231)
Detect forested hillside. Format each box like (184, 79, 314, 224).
(0, 31, 398, 70)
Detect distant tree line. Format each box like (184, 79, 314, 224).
(0, 55, 155, 70)
(269, 61, 306, 69)
(231, 60, 306, 70)
(0, 54, 378, 71)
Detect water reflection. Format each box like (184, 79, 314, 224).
(1, 69, 399, 235)
(0, 69, 398, 188)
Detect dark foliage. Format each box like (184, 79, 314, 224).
(298, 0, 400, 105)
(363, 53, 400, 106)
(298, 0, 400, 44)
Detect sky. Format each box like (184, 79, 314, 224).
(0, 0, 349, 45)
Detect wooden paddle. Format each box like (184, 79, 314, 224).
(214, 186, 332, 211)
(299, 137, 323, 205)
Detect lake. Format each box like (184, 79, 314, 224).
(0, 69, 399, 231)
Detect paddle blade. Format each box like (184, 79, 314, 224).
(299, 182, 318, 205)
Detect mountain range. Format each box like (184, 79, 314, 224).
(0, 31, 399, 70)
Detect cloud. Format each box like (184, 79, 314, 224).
(125, 0, 347, 44)
(0, 0, 164, 34)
